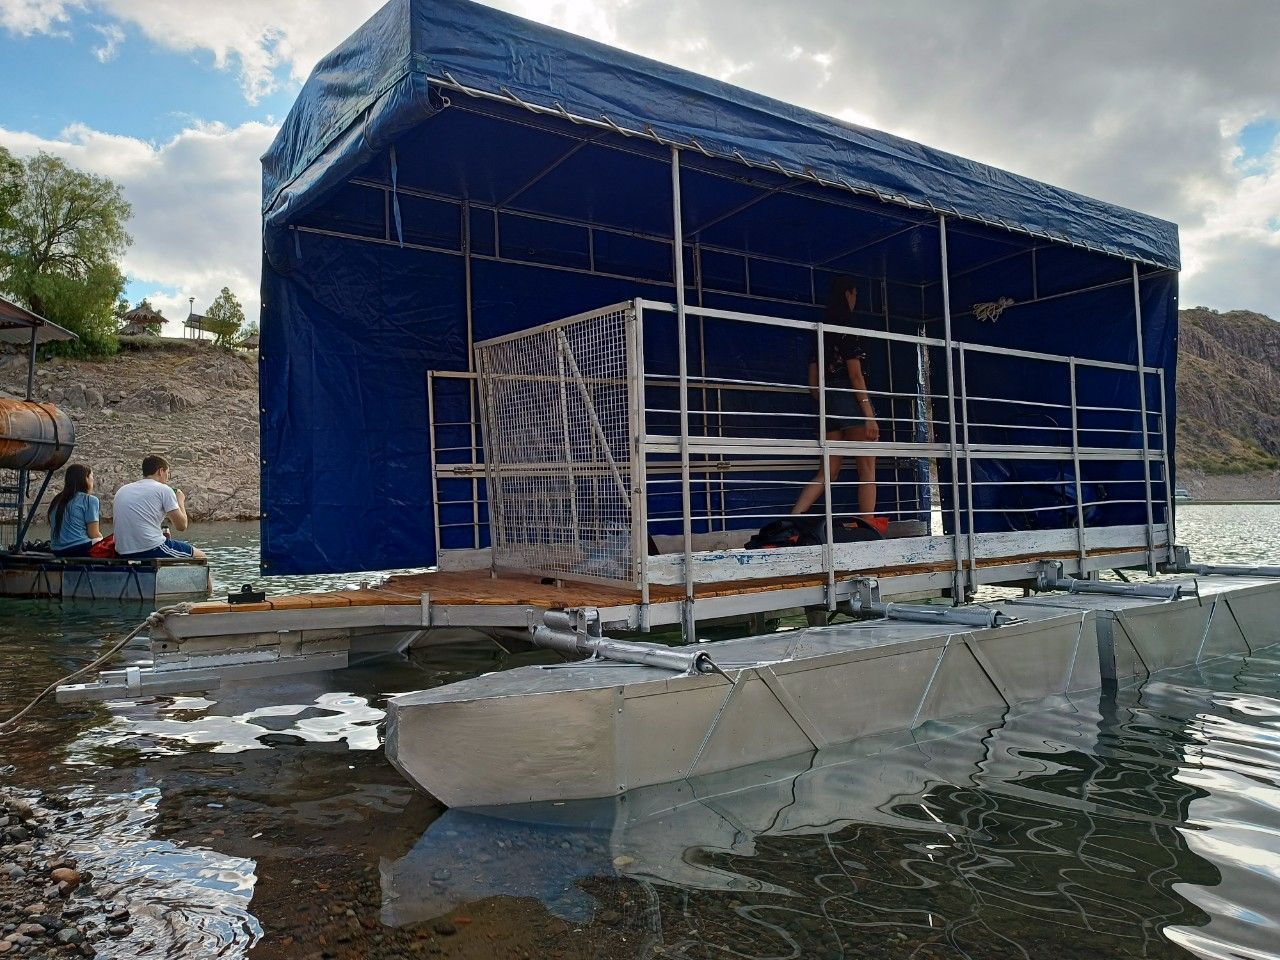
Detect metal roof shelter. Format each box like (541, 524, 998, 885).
(0, 295, 78, 346)
(260, 0, 1179, 575)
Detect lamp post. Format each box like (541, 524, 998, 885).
(187, 297, 195, 340)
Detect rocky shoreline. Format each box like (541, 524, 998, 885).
(1, 341, 259, 523)
(0, 790, 135, 959)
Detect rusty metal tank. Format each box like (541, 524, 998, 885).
(0, 398, 75, 471)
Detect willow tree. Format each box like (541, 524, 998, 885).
(0, 151, 132, 355)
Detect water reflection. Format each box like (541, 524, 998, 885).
(2, 512, 1279, 959)
(384, 651, 1280, 959)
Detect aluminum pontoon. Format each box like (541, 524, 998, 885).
(56, 0, 1280, 810)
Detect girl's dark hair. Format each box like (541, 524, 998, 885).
(49, 464, 92, 539)
(824, 275, 857, 324)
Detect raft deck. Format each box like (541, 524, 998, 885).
(176, 541, 1154, 636)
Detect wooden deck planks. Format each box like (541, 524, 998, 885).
(186, 543, 1146, 617)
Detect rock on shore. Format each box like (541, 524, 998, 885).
(0, 341, 259, 523)
(0, 788, 132, 958)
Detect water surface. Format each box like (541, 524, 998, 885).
(0, 507, 1277, 959)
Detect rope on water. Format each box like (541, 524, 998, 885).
(0, 603, 190, 734)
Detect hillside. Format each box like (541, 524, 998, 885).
(0, 340, 259, 522)
(1176, 307, 1280, 499)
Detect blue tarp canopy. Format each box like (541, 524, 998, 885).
(260, 0, 1179, 575)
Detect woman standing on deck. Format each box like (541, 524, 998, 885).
(48, 464, 103, 558)
(791, 276, 880, 521)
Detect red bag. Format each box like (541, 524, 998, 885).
(89, 535, 117, 559)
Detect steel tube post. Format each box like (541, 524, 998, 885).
(1069, 358, 1087, 571)
(427, 372, 443, 558)
(1131, 263, 1156, 573)
(938, 216, 966, 600)
(630, 302, 651, 618)
(817, 321, 836, 608)
(462, 200, 481, 549)
(957, 346, 977, 588)
(671, 147, 696, 640)
(1158, 368, 1176, 560)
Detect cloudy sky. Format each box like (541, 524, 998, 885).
(1, 0, 1278, 323)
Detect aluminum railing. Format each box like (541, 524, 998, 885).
(435, 298, 1172, 614)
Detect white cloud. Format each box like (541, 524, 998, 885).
(90, 20, 121, 61)
(0, 120, 276, 325)
(0, 0, 77, 34)
(3, 0, 1279, 317)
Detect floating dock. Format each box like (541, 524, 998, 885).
(0, 552, 212, 603)
(383, 574, 1280, 808)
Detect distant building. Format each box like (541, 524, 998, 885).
(239, 332, 260, 351)
(118, 303, 167, 337)
(184, 312, 214, 341)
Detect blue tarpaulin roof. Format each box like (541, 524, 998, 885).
(263, 0, 1178, 269)
(259, 0, 1180, 575)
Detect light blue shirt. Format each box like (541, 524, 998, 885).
(51, 492, 100, 551)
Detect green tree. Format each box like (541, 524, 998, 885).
(203, 286, 245, 347)
(0, 151, 132, 356)
(0, 146, 21, 236)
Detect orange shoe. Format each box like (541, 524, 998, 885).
(865, 516, 890, 535)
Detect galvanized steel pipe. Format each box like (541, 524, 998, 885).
(1040, 577, 1185, 601)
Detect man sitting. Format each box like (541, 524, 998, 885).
(112, 455, 207, 560)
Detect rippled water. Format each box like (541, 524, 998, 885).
(0, 507, 1278, 959)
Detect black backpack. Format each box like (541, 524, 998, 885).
(745, 516, 882, 549)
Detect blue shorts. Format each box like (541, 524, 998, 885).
(119, 540, 195, 560)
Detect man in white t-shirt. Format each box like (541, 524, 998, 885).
(112, 455, 207, 560)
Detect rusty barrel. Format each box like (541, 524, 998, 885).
(0, 398, 76, 471)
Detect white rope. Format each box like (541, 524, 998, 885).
(0, 603, 189, 733)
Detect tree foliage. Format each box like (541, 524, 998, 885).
(0, 147, 21, 237)
(0, 151, 132, 356)
(203, 286, 245, 347)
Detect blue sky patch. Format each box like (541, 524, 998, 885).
(1236, 117, 1280, 171)
(0, 15, 295, 141)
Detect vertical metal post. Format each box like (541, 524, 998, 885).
(1069, 358, 1087, 572)
(938, 216, 966, 600)
(881, 274, 895, 519)
(25, 324, 37, 400)
(462, 201, 481, 549)
(1131, 263, 1156, 574)
(556, 346, 582, 555)
(628, 302, 650, 617)
(1158, 368, 1176, 562)
(817, 321, 836, 608)
(427, 372, 443, 558)
(957, 346, 977, 589)
(16, 325, 38, 541)
(671, 147, 696, 641)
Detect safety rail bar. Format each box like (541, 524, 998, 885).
(434, 294, 1172, 632)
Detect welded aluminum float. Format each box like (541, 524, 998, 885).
(383, 575, 1280, 809)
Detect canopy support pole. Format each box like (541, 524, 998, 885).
(1132, 263, 1156, 574)
(938, 216, 966, 601)
(463, 199, 481, 550)
(671, 146, 696, 641)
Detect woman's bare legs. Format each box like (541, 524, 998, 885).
(791, 428, 843, 515)
(792, 424, 877, 517)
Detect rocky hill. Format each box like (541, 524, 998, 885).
(1176, 307, 1280, 500)
(0, 340, 259, 522)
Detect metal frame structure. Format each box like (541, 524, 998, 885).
(449, 286, 1171, 639)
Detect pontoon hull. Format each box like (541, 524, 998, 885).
(384, 576, 1280, 809)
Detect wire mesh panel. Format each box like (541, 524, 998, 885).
(475, 304, 639, 584)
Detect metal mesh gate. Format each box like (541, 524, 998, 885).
(474, 303, 639, 584)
